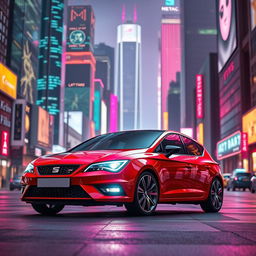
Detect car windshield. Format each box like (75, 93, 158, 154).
(69, 131, 163, 151)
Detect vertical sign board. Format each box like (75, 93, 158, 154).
(110, 94, 118, 132)
(11, 99, 26, 146)
(196, 74, 204, 119)
(241, 132, 248, 159)
(66, 6, 95, 52)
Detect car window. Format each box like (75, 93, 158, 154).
(181, 136, 203, 156)
(157, 134, 186, 154)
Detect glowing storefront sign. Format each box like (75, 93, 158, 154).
(1, 131, 9, 156)
(196, 74, 204, 119)
(217, 131, 241, 160)
(0, 63, 17, 99)
(242, 108, 256, 145)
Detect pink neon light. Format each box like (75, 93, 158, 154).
(122, 4, 126, 23)
(133, 5, 137, 23)
(110, 94, 118, 132)
(241, 132, 248, 152)
(161, 23, 181, 127)
(1, 131, 9, 156)
(94, 78, 104, 88)
(196, 74, 204, 119)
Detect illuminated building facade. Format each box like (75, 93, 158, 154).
(0, 0, 12, 64)
(116, 22, 141, 130)
(9, 0, 42, 104)
(194, 53, 219, 157)
(64, 5, 96, 140)
(216, 0, 256, 173)
(37, 0, 64, 144)
(160, 0, 181, 129)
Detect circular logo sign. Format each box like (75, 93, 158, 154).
(69, 30, 86, 44)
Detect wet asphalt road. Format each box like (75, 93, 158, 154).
(0, 190, 256, 256)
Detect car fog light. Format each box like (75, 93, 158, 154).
(105, 187, 121, 193)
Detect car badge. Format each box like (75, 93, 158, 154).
(52, 167, 60, 173)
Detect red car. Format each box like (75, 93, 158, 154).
(21, 130, 223, 216)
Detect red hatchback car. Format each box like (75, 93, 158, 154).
(21, 130, 224, 216)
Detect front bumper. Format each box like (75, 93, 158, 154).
(21, 164, 138, 205)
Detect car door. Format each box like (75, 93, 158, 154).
(180, 135, 209, 198)
(155, 133, 193, 201)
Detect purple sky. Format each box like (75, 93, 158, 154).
(82, 0, 162, 128)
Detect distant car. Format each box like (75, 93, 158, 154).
(21, 130, 224, 216)
(9, 175, 22, 191)
(227, 171, 252, 191)
(251, 175, 256, 193)
(222, 173, 231, 188)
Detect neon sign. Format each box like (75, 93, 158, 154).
(196, 74, 204, 119)
(1, 131, 9, 156)
(217, 131, 241, 160)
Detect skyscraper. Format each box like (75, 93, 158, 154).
(160, 0, 181, 129)
(64, 5, 96, 140)
(37, 0, 64, 144)
(116, 21, 141, 130)
(180, 0, 217, 131)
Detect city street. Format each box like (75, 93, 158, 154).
(0, 190, 256, 256)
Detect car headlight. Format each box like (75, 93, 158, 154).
(84, 160, 129, 173)
(23, 163, 34, 174)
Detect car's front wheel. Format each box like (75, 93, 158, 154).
(125, 171, 159, 216)
(32, 203, 65, 215)
(200, 178, 223, 213)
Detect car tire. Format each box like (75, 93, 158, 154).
(251, 189, 255, 193)
(200, 178, 223, 213)
(232, 185, 236, 191)
(9, 186, 14, 191)
(32, 203, 65, 215)
(227, 187, 230, 191)
(125, 171, 159, 216)
(243, 188, 246, 191)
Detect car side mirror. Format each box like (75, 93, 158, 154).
(164, 145, 181, 158)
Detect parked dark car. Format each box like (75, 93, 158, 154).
(9, 175, 22, 191)
(227, 171, 252, 191)
(251, 175, 256, 193)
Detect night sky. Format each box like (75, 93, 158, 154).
(75, 0, 162, 128)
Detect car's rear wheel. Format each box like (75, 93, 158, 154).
(125, 172, 159, 216)
(200, 178, 223, 213)
(32, 203, 65, 215)
(251, 188, 255, 193)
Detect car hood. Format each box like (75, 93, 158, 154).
(33, 149, 148, 166)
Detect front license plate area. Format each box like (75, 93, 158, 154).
(37, 178, 70, 188)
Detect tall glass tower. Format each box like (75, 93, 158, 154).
(116, 22, 141, 130)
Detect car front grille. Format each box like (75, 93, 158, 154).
(24, 186, 90, 199)
(37, 165, 80, 175)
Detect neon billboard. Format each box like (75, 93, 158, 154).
(196, 74, 204, 119)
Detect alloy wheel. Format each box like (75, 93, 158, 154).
(210, 179, 223, 210)
(137, 174, 158, 213)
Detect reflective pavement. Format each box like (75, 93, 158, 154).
(0, 190, 256, 256)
